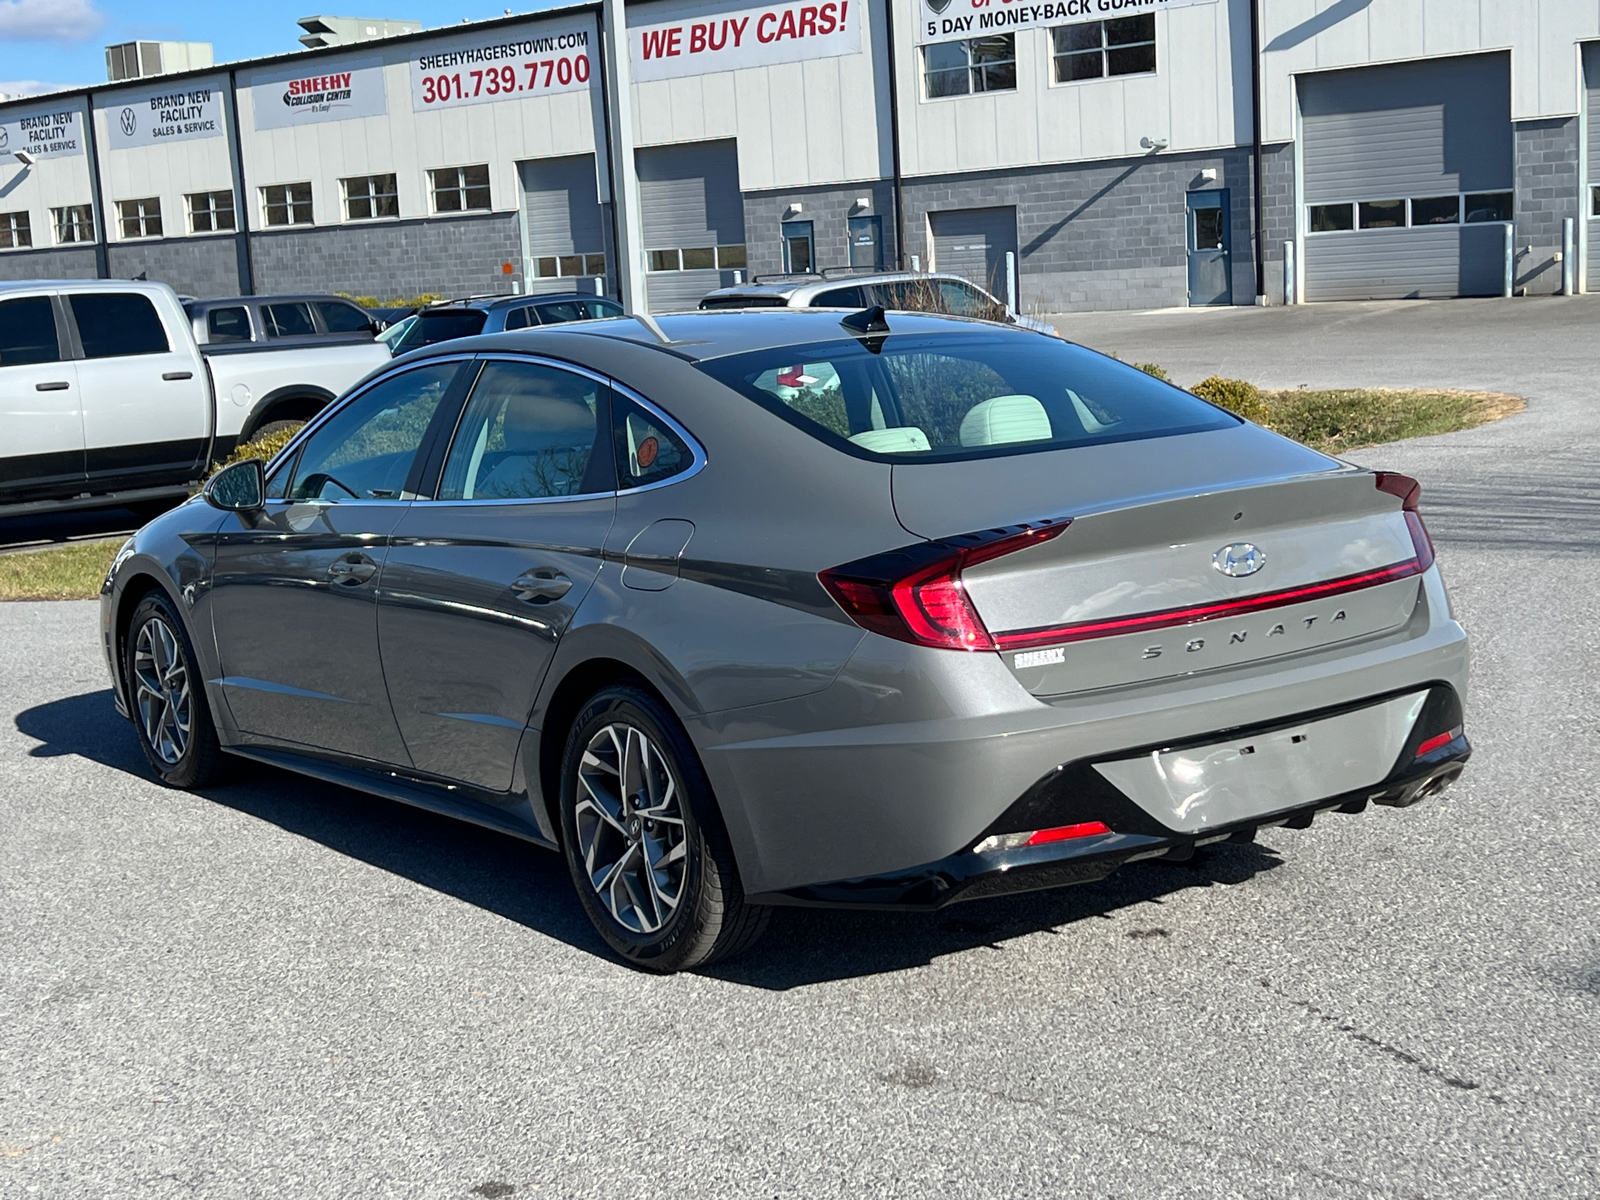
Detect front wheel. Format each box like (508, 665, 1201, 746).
(558, 685, 768, 971)
(125, 591, 225, 789)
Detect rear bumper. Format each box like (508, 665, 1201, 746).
(750, 685, 1469, 909)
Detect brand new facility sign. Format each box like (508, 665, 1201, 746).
(409, 19, 596, 111)
(630, 0, 861, 83)
(248, 55, 387, 130)
(918, 0, 1216, 45)
(105, 81, 225, 149)
(0, 107, 84, 159)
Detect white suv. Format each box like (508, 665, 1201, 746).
(698, 271, 1059, 335)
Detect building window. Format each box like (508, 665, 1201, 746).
(261, 183, 313, 227)
(116, 197, 163, 239)
(0, 211, 31, 250)
(343, 173, 399, 220)
(187, 191, 236, 234)
(1464, 192, 1512, 223)
(1309, 192, 1511, 234)
(535, 251, 608, 278)
(923, 35, 1016, 98)
(52, 205, 94, 244)
(1052, 16, 1156, 82)
(429, 164, 491, 213)
(644, 245, 750, 273)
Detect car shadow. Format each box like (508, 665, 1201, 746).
(17, 689, 1285, 988)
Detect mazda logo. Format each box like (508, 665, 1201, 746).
(119, 108, 136, 136)
(1213, 542, 1266, 577)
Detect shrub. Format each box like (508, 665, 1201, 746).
(1191, 375, 1269, 424)
(209, 424, 302, 478)
(1134, 361, 1170, 381)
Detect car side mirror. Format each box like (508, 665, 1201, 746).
(204, 458, 266, 512)
(368, 320, 382, 336)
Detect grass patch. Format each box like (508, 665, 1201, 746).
(0, 539, 121, 602)
(1259, 387, 1524, 454)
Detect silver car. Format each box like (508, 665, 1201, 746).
(699, 270, 1060, 335)
(100, 308, 1470, 971)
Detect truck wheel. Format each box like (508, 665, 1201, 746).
(558, 685, 768, 972)
(125, 591, 225, 789)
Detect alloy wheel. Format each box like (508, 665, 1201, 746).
(132, 616, 191, 766)
(575, 722, 688, 934)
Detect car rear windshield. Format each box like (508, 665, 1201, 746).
(394, 309, 488, 352)
(695, 333, 1239, 462)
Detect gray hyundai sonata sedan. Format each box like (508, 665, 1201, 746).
(100, 308, 1470, 971)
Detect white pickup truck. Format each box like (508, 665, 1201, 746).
(0, 279, 390, 514)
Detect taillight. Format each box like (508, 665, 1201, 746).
(820, 521, 1069, 651)
(974, 821, 1112, 854)
(1375, 472, 1435, 572)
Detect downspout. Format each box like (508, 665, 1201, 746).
(882, 0, 906, 269)
(81, 94, 109, 279)
(227, 69, 255, 295)
(1249, 0, 1265, 302)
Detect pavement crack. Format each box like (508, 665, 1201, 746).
(1258, 979, 1505, 1103)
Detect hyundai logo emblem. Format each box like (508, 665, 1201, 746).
(1213, 542, 1266, 577)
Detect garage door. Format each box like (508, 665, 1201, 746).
(1300, 54, 1512, 301)
(636, 139, 745, 312)
(519, 155, 609, 297)
(930, 207, 1017, 300)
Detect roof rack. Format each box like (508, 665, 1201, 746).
(750, 272, 823, 284)
(818, 266, 882, 278)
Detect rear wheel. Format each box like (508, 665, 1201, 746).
(125, 591, 225, 789)
(558, 685, 768, 971)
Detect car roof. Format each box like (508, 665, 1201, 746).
(702, 272, 984, 303)
(0, 278, 177, 295)
(425, 292, 619, 312)
(185, 293, 364, 309)
(406, 307, 1044, 367)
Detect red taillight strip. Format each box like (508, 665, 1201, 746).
(993, 558, 1425, 651)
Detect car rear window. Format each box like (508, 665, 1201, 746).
(207, 306, 252, 343)
(694, 333, 1238, 462)
(394, 310, 488, 352)
(263, 302, 316, 338)
(315, 301, 374, 334)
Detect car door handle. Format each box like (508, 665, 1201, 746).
(35, 381, 70, 391)
(163, 371, 194, 381)
(511, 568, 572, 603)
(328, 555, 378, 585)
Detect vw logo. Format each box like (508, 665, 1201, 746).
(119, 108, 136, 136)
(1213, 542, 1266, 578)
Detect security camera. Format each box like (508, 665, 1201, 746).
(14, 149, 35, 166)
(1139, 137, 1168, 152)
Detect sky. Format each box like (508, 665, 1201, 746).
(0, 0, 570, 97)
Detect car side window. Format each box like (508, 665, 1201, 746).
(68, 293, 169, 358)
(437, 361, 611, 501)
(613, 394, 694, 490)
(285, 362, 459, 502)
(207, 306, 252, 343)
(264, 302, 316, 338)
(0, 297, 62, 366)
(579, 299, 623, 319)
(814, 286, 864, 308)
(502, 305, 534, 330)
(534, 301, 586, 325)
(314, 301, 373, 334)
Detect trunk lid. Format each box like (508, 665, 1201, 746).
(891, 426, 1424, 696)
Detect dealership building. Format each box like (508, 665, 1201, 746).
(1, 0, 1598, 312)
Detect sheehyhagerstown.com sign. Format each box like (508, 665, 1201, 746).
(630, 0, 860, 83)
(410, 19, 595, 111)
(105, 82, 225, 149)
(0, 107, 84, 159)
(247, 55, 387, 130)
(919, 0, 1216, 45)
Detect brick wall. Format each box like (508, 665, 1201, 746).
(1513, 117, 1578, 296)
(106, 234, 243, 298)
(742, 181, 899, 278)
(0, 244, 99, 281)
(249, 211, 524, 300)
(1259, 143, 1296, 305)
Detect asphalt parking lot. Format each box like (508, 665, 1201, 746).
(4, 297, 1597, 1198)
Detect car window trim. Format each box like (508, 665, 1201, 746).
(417, 351, 619, 506)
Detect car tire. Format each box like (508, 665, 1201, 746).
(125, 591, 226, 789)
(558, 684, 768, 972)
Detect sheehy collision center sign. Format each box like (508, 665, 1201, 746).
(919, 0, 1216, 45)
(0, 108, 84, 159)
(247, 55, 387, 130)
(410, 20, 594, 110)
(630, 1, 860, 83)
(105, 83, 224, 149)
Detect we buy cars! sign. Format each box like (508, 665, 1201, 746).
(630, 0, 861, 83)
